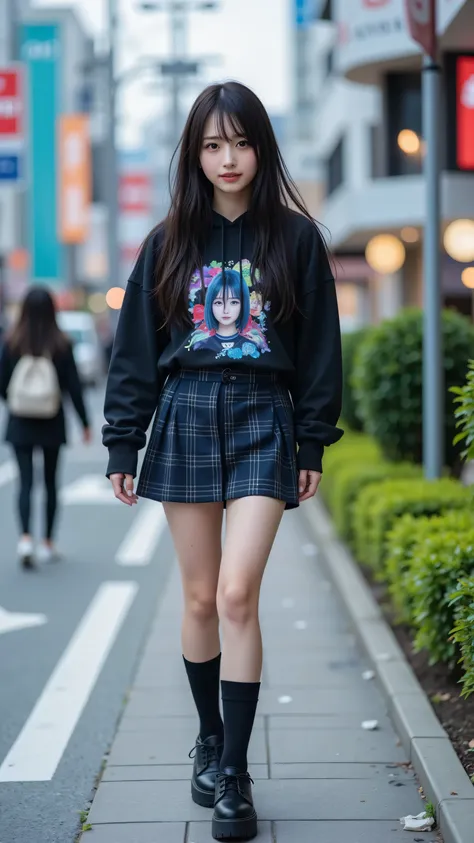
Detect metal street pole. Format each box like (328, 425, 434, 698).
(422, 52, 443, 479)
(106, 0, 120, 293)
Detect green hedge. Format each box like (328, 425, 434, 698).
(341, 328, 370, 432)
(320, 432, 381, 508)
(385, 510, 474, 623)
(351, 307, 474, 470)
(407, 531, 474, 668)
(352, 477, 471, 572)
(330, 461, 420, 544)
(450, 577, 474, 698)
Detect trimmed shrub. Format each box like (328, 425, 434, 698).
(385, 510, 474, 623)
(330, 460, 420, 544)
(450, 577, 474, 698)
(341, 328, 370, 432)
(451, 358, 474, 463)
(352, 307, 474, 470)
(407, 531, 474, 667)
(320, 432, 380, 508)
(352, 477, 471, 572)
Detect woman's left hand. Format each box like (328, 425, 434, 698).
(298, 469, 322, 502)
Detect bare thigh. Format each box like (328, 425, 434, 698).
(218, 496, 286, 609)
(164, 502, 224, 600)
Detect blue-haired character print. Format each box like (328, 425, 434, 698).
(185, 266, 270, 360)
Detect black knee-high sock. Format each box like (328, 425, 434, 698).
(183, 654, 224, 741)
(220, 680, 260, 773)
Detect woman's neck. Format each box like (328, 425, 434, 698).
(212, 187, 251, 222)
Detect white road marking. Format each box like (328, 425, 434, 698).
(60, 474, 119, 505)
(0, 606, 47, 636)
(115, 501, 167, 566)
(0, 460, 17, 488)
(0, 581, 138, 782)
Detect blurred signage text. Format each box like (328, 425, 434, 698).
(0, 65, 26, 187)
(58, 115, 91, 243)
(456, 55, 474, 170)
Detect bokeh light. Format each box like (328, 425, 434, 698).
(106, 287, 126, 309)
(365, 234, 406, 274)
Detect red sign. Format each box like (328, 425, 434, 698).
(118, 173, 151, 213)
(456, 55, 474, 170)
(404, 0, 436, 59)
(0, 66, 24, 140)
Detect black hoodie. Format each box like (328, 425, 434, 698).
(103, 208, 344, 478)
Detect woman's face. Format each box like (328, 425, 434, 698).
(212, 289, 241, 331)
(200, 114, 258, 196)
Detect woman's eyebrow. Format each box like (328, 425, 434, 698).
(203, 134, 245, 141)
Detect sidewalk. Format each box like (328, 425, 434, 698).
(85, 507, 437, 843)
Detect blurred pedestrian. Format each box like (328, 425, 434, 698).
(103, 81, 343, 840)
(0, 287, 91, 569)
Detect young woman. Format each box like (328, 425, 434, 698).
(0, 287, 91, 568)
(103, 81, 344, 840)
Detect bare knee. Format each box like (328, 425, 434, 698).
(185, 590, 218, 624)
(217, 583, 256, 627)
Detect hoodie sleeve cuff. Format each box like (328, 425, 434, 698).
(297, 441, 324, 474)
(106, 445, 139, 479)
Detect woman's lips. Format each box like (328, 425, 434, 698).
(219, 173, 241, 182)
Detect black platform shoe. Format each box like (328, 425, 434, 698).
(189, 735, 223, 808)
(212, 767, 257, 840)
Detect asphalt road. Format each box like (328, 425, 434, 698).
(0, 386, 174, 843)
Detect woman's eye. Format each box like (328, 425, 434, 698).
(205, 143, 218, 150)
(237, 140, 249, 148)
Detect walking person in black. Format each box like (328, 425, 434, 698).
(103, 81, 344, 840)
(0, 287, 91, 568)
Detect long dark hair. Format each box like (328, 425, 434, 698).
(154, 81, 327, 327)
(8, 287, 69, 357)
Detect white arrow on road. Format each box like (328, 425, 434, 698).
(0, 606, 47, 636)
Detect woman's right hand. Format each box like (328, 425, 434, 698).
(109, 473, 138, 506)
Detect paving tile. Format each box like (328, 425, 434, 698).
(274, 820, 436, 842)
(88, 778, 423, 823)
(270, 762, 416, 781)
(268, 714, 393, 730)
(269, 727, 407, 764)
(187, 821, 273, 842)
(118, 714, 265, 733)
(103, 763, 269, 782)
(257, 688, 386, 716)
(87, 823, 185, 843)
(265, 656, 368, 688)
(108, 727, 266, 766)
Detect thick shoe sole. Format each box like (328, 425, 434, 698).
(20, 555, 35, 570)
(191, 778, 215, 808)
(212, 812, 258, 840)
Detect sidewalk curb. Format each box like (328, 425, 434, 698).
(301, 496, 474, 843)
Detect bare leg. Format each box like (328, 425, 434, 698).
(163, 501, 223, 663)
(218, 496, 285, 681)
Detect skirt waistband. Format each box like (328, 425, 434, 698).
(178, 368, 279, 385)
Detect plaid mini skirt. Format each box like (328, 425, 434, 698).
(136, 368, 299, 509)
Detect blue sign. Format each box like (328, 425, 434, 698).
(295, 0, 316, 28)
(20, 23, 63, 284)
(0, 154, 20, 181)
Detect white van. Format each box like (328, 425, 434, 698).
(57, 311, 103, 386)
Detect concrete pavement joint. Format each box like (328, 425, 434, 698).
(301, 496, 474, 843)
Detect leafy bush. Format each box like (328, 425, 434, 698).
(320, 432, 380, 507)
(352, 477, 471, 571)
(407, 531, 474, 667)
(352, 307, 474, 470)
(385, 510, 474, 623)
(450, 577, 474, 698)
(451, 359, 474, 463)
(330, 460, 420, 544)
(341, 328, 370, 432)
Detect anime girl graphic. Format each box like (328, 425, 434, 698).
(185, 265, 270, 360)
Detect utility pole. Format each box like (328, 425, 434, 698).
(106, 0, 120, 291)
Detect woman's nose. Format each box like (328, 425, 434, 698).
(223, 145, 235, 167)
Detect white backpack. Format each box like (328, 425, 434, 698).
(7, 355, 61, 419)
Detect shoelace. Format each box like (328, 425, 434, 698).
(188, 742, 222, 767)
(217, 771, 254, 796)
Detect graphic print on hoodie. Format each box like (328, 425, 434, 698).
(185, 260, 271, 360)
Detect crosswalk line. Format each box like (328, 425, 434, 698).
(115, 500, 167, 566)
(0, 581, 138, 782)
